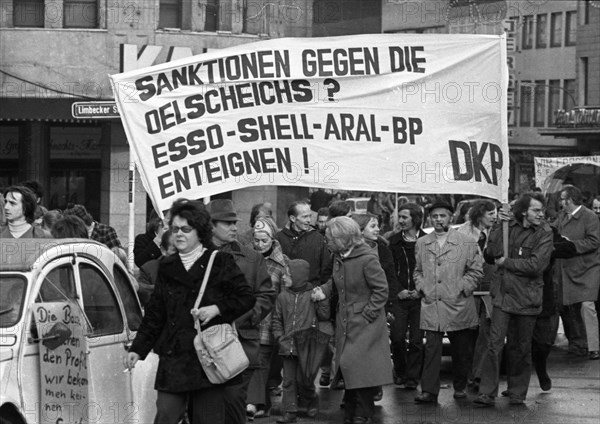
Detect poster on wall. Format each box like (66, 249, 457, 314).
(33, 302, 89, 424)
(110, 34, 509, 213)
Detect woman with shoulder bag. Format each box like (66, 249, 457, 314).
(126, 199, 255, 424)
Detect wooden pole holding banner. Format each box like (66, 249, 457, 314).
(128, 156, 135, 271)
(502, 202, 510, 258)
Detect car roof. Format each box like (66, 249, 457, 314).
(0, 238, 108, 272)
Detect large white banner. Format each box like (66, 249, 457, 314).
(110, 34, 509, 212)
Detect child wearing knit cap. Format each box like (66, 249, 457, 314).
(271, 259, 332, 423)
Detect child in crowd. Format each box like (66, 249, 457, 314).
(272, 259, 331, 424)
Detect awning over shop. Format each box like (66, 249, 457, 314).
(0, 98, 100, 123)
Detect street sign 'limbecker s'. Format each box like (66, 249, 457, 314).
(72, 101, 120, 119)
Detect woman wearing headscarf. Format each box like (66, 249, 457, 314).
(245, 216, 291, 420)
(126, 199, 255, 424)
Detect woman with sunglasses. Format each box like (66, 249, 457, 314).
(127, 199, 255, 424)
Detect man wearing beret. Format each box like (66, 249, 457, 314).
(414, 202, 483, 403)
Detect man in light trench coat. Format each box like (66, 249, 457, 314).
(413, 202, 483, 403)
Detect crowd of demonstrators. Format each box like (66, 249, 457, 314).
(6, 181, 598, 423)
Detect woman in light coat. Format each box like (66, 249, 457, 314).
(313, 217, 392, 424)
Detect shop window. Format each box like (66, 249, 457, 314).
(550, 12, 562, 47)
(548, 80, 561, 125)
(13, 0, 44, 27)
(519, 82, 533, 127)
(565, 11, 577, 46)
(159, 0, 182, 29)
(63, 0, 98, 28)
(563, 79, 576, 110)
(522, 15, 533, 49)
(533, 81, 546, 127)
(535, 14, 547, 48)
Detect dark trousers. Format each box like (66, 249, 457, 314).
(223, 368, 253, 424)
(470, 300, 491, 382)
(421, 328, 474, 395)
(281, 356, 316, 414)
(343, 387, 377, 420)
(390, 299, 423, 384)
(560, 303, 588, 352)
(479, 308, 537, 400)
(223, 337, 260, 423)
(154, 388, 224, 424)
(532, 313, 559, 386)
(247, 344, 274, 407)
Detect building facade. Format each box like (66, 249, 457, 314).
(382, 0, 596, 194)
(1, 0, 383, 246)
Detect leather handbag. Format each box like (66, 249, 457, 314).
(193, 250, 249, 384)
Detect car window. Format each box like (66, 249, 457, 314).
(113, 265, 143, 331)
(0, 276, 26, 327)
(79, 263, 124, 337)
(37, 264, 77, 303)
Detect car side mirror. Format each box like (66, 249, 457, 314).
(31, 322, 72, 350)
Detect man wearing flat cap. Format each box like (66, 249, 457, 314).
(206, 199, 274, 424)
(413, 202, 483, 403)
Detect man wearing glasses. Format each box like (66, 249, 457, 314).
(475, 192, 553, 406)
(555, 186, 600, 361)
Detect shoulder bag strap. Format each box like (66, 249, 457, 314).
(193, 249, 218, 310)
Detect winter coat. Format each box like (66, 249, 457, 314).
(276, 226, 332, 285)
(271, 284, 331, 356)
(456, 221, 496, 291)
(133, 231, 162, 268)
(220, 241, 274, 366)
(414, 228, 483, 332)
(553, 207, 600, 305)
(259, 240, 291, 345)
(322, 243, 393, 390)
(129, 248, 255, 392)
(366, 237, 400, 313)
(485, 219, 553, 315)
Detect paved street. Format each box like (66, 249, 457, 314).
(263, 343, 600, 424)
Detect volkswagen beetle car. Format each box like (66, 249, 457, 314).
(0, 239, 158, 424)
